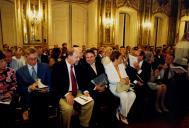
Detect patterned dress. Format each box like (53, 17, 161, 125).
(0, 68, 17, 101)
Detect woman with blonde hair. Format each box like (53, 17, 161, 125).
(101, 46, 113, 65)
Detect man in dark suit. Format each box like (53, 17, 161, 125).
(81, 49, 118, 128)
(52, 48, 94, 128)
(16, 47, 51, 128)
(81, 49, 106, 91)
(126, 50, 151, 89)
(126, 50, 151, 119)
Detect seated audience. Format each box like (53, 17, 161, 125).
(126, 50, 151, 119)
(61, 42, 68, 60)
(12, 47, 25, 68)
(49, 57, 56, 68)
(153, 48, 165, 69)
(104, 51, 136, 125)
(16, 47, 51, 128)
(160, 54, 175, 85)
(148, 67, 169, 113)
(101, 46, 113, 65)
(81, 49, 118, 128)
(97, 47, 105, 61)
(4, 49, 19, 71)
(0, 50, 17, 128)
(119, 46, 128, 66)
(127, 50, 151, 90)
(52, 48, 94, 128)
(52, 45, 61, 62)
(41, 48, 49, 64)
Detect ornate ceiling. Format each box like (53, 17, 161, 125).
(56, 0, 93, 3)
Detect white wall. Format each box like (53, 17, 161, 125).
(87, 0, 98, 48)
(51, 1, 69, 48)
(0, 0, 17, 47)
(115, 7, 138, 47)
(51, 1, 92, 48)
(151, 13, 169, 47)
(72, 3, 88, 47)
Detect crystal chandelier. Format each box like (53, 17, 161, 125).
(26, 0, 43, 25)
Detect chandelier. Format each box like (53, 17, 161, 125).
(103, 17, 113, 28)
(26, 0, 43, 25)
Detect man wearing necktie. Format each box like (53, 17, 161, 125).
(52, 48, 94, 128)
(16, 47, 51, 128)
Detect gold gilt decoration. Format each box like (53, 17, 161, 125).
(116, 0, 139, 10)
(180, 0, 189, 17)
(116, 0, 126, 8)
(152, 0, 171, 16)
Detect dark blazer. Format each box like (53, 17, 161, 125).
(81, 61, 105, 92)
(138, 61, 151, 84)
(52, 59, 85, 99)
(81, 61, 119, 126)
(126, 60, 151, 85)
(16, 63, 51, 106)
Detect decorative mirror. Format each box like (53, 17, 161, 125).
(102, 0, 115, 45)
(21, 0, 47, 44)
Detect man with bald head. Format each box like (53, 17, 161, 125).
(52, 48, 94, 128)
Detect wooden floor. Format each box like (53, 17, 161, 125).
(118, 110, 189, 128)
(15, 107, 189, 128)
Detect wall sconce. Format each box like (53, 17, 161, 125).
(142, 20, 152, 29)
(103, 17, 113, 28)
(26, 0, 43, 25)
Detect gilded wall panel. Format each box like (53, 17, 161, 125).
(0, 1, 17, 47)
(99, 0, 116, 46)
(152, 0, 171, 16)
(116, 0, 139, 10)
(180, 0, 189, 17)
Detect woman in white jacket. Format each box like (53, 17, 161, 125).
(104, 51, 136, 125)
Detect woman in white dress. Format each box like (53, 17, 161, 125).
(104, 51, 136, 125)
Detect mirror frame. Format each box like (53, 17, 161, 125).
(21, 0, 48, 45)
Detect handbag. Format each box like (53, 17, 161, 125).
(116, 82, 130, 93)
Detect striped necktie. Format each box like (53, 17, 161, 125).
(32, 66, 37, 80)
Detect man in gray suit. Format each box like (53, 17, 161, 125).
(16, 47, 51, 128)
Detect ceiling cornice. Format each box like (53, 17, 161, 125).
(55, 0, 93, 4)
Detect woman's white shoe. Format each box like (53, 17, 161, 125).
(116, 111, 120, 120)
(121, 117, 128, 125)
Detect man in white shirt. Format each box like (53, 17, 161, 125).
(52, 48, 94, 128)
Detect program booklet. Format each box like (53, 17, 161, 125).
(37, 79, 48, 89)
(0, 97, 11, 105)
(91, 73, 108, 86)
(128, 54, 138, 68)
(74, 95, 93, 105)
(171, 65, 188, 74)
